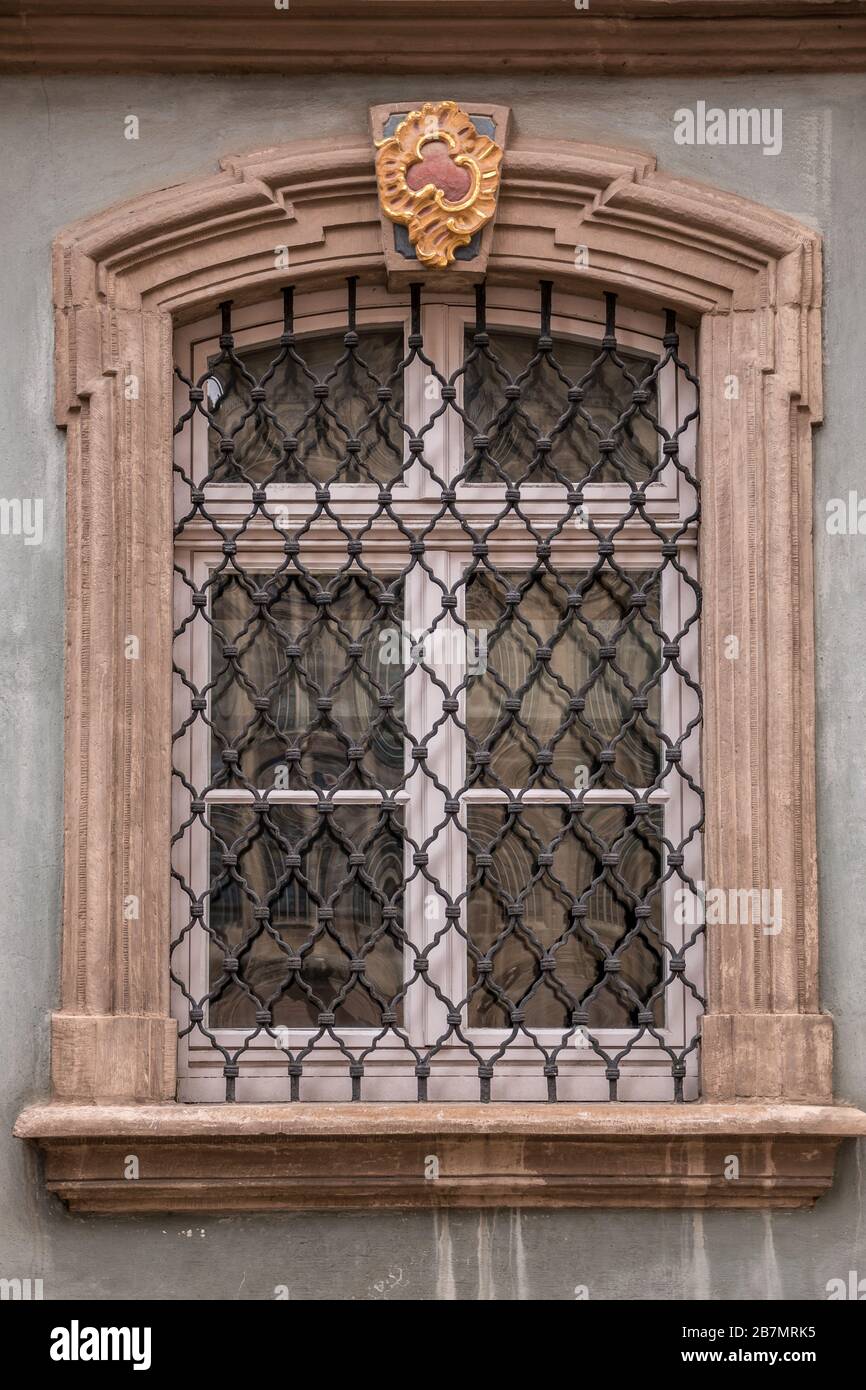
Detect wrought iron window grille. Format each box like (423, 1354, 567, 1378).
(171, 277, 703, 1104)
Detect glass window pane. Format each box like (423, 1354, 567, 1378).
(206, 328, 405, 485)
(207, 804, 404, 1028)
(462, 327, 658, 484)
(466, 803, 665, 1029)
(210, 572, 404, 790)
(465, 569, 661, 789)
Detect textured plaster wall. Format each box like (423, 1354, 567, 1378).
(0, 71, 864, 1301)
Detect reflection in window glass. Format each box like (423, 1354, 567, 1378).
(206, 328, 405, 484)
(467, 804, 664, 1029)
(207, 804, 404, 1028)
(462, 328, 659, 483)
(466, 569, 661, 788)
(210, 573, 404, 790)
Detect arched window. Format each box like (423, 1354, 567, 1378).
(18, 129, 865, 1211)
(171, 279, 702, 1103)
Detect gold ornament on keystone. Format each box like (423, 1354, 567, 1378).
(375, 100, 504, 270)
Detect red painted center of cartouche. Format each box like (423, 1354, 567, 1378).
(406, 141, 472, 202)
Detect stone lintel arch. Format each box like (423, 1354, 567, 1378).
(47, 132, 831, 1123)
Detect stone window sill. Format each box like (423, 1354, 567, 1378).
(15, 1101, 866, 1212)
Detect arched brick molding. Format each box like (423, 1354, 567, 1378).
(18, 133, 866, 1210)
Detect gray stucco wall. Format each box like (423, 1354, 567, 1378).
(1, 71, 864, 1301)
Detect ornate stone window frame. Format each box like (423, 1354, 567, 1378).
(15, 132, 866, 1211)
